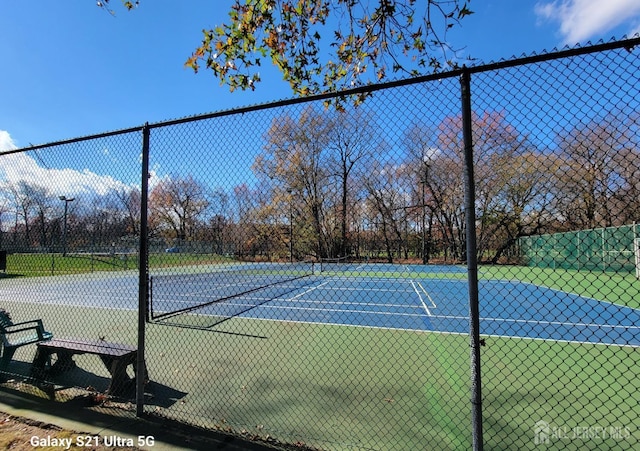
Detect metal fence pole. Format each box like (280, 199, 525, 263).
(136, 123, 151, 416)
(460, 67, 483, 450)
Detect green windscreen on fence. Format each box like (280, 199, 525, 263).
(519, 224, 640, 273)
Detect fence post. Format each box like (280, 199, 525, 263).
(460, 67, 483, 450)
(136, 123, 151, 417)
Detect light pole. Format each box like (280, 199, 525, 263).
(59, 196, 75, 256)
(422, 154, 431, 265)
(287, 189, 293, 263)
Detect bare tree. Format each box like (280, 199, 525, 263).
(326, 109, 380, 257)
(553, 110, 640, 229)
(149, 175, 211, 243)
(112, 186, 142, 236)
(256, 106, 333, 258)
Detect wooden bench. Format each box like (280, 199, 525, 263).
(0, 309, 53, 373)
(32, 338, 148, 396)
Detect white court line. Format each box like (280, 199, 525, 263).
(431, 313, 640, 331)
(166, 296, 425, 318)
(285, 279, 333, 301)
(297, 284, 418, 293)
(168, 279, 333, 306)
(250, 296, 424, 310)
(414, 280, 437, 308)
(411, 280, 432, 317)
(249, 303, 427, 319)
(496, 280, 640, 314)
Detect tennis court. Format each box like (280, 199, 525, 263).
(2, 263, 639, 449)
(148, 262, 640, 347)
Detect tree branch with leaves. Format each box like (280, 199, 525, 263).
(102, 0, 472, 97)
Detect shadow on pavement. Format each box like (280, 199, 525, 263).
(0, 384, 285, 450)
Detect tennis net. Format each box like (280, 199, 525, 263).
(319, 256, 350, 273)
(149, 261, 315, 321)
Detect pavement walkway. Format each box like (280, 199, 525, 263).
(0, 386, 281, 450)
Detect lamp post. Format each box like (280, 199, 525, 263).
(422, 154, 431, 265)
(59, 196, 75, 256)
(287, 189, 293, 263)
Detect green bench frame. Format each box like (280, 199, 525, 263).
(0, 309, 53, 373)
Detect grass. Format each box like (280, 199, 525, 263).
(1, 252, 237, 277)
(2, 253, 138, 277)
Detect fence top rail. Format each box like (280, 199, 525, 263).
(0, 125, 145, 157)
(2, 35, 639, 156)
(522, 223, 640, 241)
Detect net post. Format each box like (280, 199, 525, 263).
(634, 238, 640, 280)
(136, 122, 151, 417)
(460, 67, 483, 451)
(635, 223, 640, 279)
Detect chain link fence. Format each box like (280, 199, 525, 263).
(519, 224, 640, 273)
(1, 37, 640, 450)
(0, 129, 144, 410)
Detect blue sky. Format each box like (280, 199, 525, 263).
(1, 0, 639, 150)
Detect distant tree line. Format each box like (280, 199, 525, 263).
(1, 106, 638, 264)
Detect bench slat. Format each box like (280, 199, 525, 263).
(32, 338, 146, 396)
(38, 338, 136, 357)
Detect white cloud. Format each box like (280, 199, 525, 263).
(0, 130, 17, 152)
(535, 0, 640, 45)
(148, 166, 165, 191)
(0, 129, 132, 197)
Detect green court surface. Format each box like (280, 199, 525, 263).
(2, 294, 638, 450)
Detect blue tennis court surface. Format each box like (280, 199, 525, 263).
(151, 271, 640, 347)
